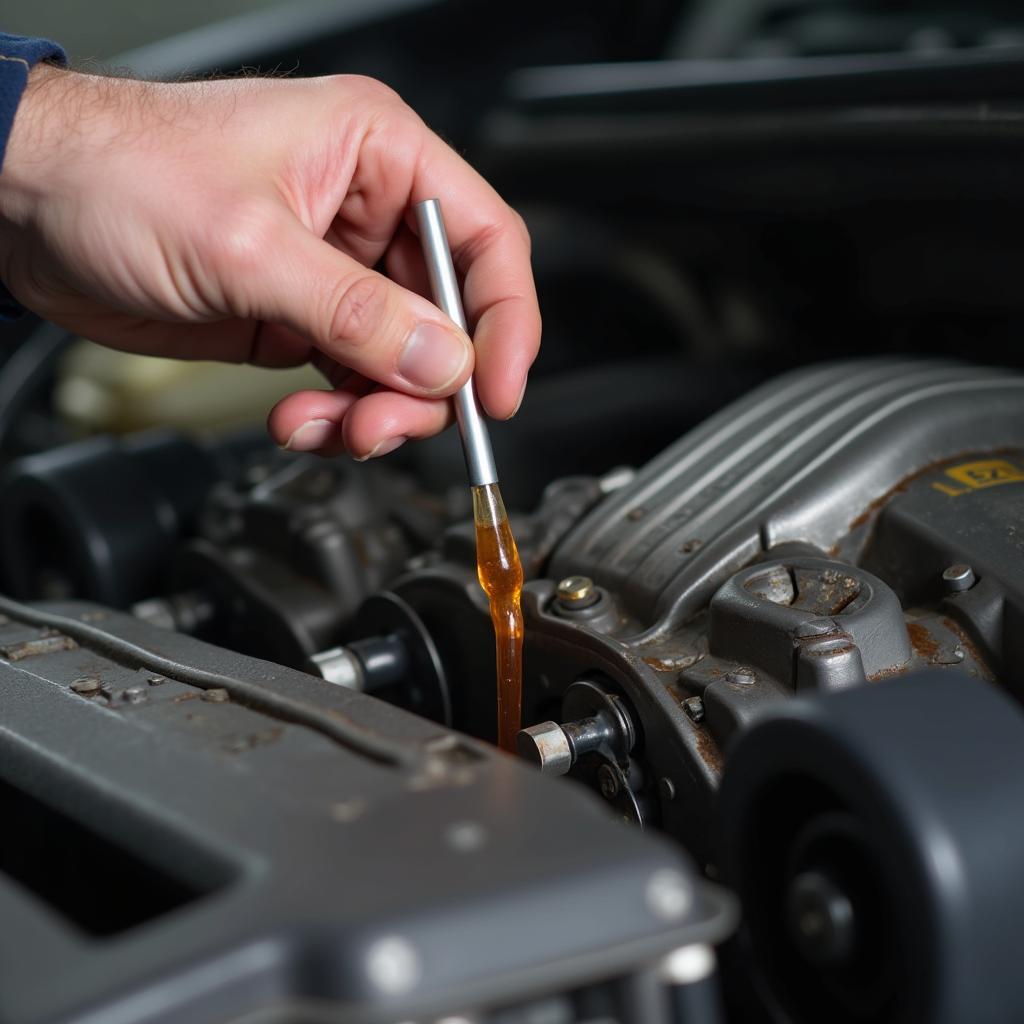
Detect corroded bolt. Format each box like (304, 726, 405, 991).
(683, 696, 705, 723)
(202, 688, 230, 703)
(556, 575, 600, 611)
(942, 564, 976, 593)
(70, 676, 101, 695)
(120, 686, 148, 705)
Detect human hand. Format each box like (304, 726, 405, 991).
(0, 66, 539, 458)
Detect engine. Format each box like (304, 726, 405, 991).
(2, 355, 1023, 1023)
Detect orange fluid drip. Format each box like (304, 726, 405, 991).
(472, 483, 524, 752)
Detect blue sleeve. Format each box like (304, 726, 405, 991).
(0, 33, 67, 319)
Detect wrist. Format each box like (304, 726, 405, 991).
(0, 65, 125, 231)
(0, 63, 67, 230)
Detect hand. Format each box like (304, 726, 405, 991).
(0, 66, 540, 458)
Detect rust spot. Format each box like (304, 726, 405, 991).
(867, 664, 906, 682)
(694, 727, 723, 773)
(907, 621, 939, 660)
(173, 692, 200, 704)
(642, 652, 700, 672)
(627, 507, 646, 521)
(849, 449, 1018, 532)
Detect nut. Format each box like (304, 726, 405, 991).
(556, 575, 600, 611)
(683, 696, 705, 723)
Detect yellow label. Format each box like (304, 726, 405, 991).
(932, 459, 1024, 497)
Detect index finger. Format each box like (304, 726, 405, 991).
(410, 134, 541, 420)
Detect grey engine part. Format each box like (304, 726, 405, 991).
(4, 356, 1024, 1024)
(0, 599, 733, 1024)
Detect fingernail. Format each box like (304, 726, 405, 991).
(283, 418, 335, 452)
(398, 322, 471, 393)
(508, 375, 529, 419)
(353, 436, 408, 462)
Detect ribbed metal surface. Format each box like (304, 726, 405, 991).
(551, 359, 1024, 632)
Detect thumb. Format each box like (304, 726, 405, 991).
(247, 216, 473, 396)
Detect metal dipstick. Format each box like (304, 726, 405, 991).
(414, 198, 498, 487)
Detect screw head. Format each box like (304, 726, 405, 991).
(942, 564, 976, 593)
(70, 676, 102, 695)
(598, 763, 620, 799)
(556, 575, 600, 610)
(120, 686, 148, 705)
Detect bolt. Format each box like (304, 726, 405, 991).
(120, 686, 147, 705)
(517, 721, 573, 775)
(147, 675, 166, 686)
(659, 777, 677, 802)
(70, 676, 102, 695)
(598, 763, 620, 799)
(683, 696, 705, 723)
(202, 688, 230, 703)
(726, 668, 756, 686)
(943, 564, 976, 593)
(556, 575, 600, 611)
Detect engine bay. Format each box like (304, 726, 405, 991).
(5, 2, 1024, 1022)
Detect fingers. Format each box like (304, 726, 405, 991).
(243, 215, 474, 398)
(332, 106, 541, 420)
(267, 383, 452, 460)
(384, 205, 538, 419)
(408, 136, 541, 419)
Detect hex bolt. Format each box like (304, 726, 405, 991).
(598, 763, 620, 799)
(942, 564, 976, 593)
(120, 686, 148, 705)
(556, 575, 601, 611)
(683, 696, 705, 723)
(70, 676, 102, 695)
